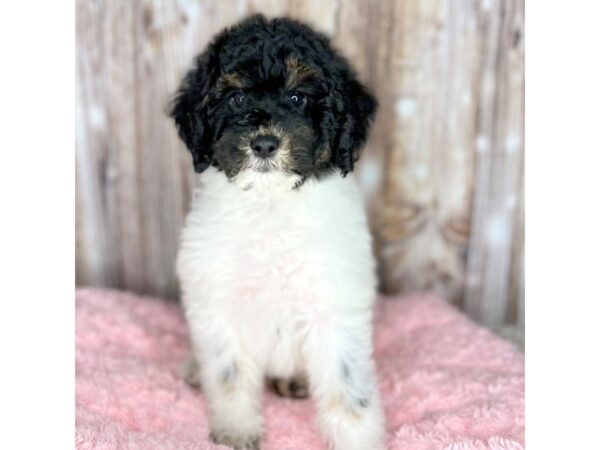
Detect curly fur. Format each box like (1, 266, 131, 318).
(170, 14, 377, 182)
(169, 15, 384, 450)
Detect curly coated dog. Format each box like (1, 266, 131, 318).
(170, 14, 384, 450)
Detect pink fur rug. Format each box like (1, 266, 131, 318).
(76, 289, 524, 449)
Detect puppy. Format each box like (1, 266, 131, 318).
(170, 15, 385, 450)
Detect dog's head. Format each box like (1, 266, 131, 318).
(170, 14, 377, 191)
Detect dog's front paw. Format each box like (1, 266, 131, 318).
(209, 427, 263, 450)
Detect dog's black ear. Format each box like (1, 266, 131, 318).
(169, 44, 218, 173)
(327, 72, 377, 175)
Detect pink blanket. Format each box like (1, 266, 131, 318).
(76, 289, 524, 449)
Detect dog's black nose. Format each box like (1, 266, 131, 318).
(251, 135, 280, 158)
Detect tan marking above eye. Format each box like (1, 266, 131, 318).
(216, 72, 245, 90)
(285, 57, 317, 89)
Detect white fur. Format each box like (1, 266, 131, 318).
(177, 167, 386, 450)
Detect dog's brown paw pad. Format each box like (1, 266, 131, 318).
(270, 376, 309, 399)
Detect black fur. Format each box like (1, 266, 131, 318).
(170, 14, 377, 181)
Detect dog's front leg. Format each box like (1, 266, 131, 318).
(190, 327, 264, 450)
(304, 320, 386, 450)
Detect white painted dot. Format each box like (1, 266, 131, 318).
(180, 0, 203, 21)
(505, 133, 521, 153)
(414, 164, 429, 180)
(357, 158, 381, 195)
(476, 135, 490, 153)
(396, 97, 417, 118)
(462, 91, 472, 106)
(88, 104, 105, 129)
(482, 0, 494, 12)
(487, 213, 509, 247)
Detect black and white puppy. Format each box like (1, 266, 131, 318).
(170, 14, 385, 450)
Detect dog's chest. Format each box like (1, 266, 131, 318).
(178, 169, 371, 373)
(206, 194, 318, 375)
(227, 195, 317, 303)
(182, 178, 326, 307)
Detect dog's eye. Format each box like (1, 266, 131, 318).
(230, 91, 247, 108)
(289, 93, 306, 107)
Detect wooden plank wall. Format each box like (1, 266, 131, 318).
(76, 0, 524, 332)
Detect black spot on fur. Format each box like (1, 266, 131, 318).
(341, 362, 370, 409)
(357, 397, 370, 408)
(341, 361, 351, 380)
(220, 363, 237, 384)
(169, 14, 377, 180)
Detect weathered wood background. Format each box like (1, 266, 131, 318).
(76, 0, 524, 334)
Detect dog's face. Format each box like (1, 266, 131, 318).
(170, 15, 377, 191)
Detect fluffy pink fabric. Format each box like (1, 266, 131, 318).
(76, 289, 524, 450)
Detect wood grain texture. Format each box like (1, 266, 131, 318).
(463, 0, 524, 326)
(76, 0, 524, 331)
